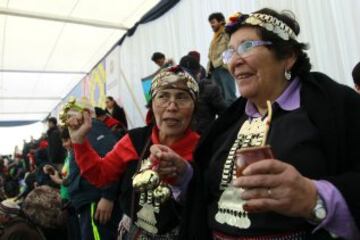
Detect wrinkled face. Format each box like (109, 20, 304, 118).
(209, 19, 223, 32)
(228, 27, 292, 102)
(152, 89, 195, 141)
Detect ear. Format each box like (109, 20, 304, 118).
(285, 52, 297, 71)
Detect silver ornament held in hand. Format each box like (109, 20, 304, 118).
(153, 184, 171, 203)
(132, 169, 160, 192)
(59, 96, 90, 127)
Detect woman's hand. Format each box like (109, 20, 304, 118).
(149, 144, 188, 183)
(95, 198, 114, 225)
(66, 109, 92, 144)
(232, 159, 317, 219)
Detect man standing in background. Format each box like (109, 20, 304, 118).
(207, 12, 237, 106)
(151, 52, 174, 70)
(46, 117, 65, 168)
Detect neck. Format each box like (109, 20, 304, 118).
(253, 79, 289, 115)
(215, 25, 224, 34)
(159, 132, 185, 146)
(255, 104, 268, 116)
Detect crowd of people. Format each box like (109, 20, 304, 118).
(1, 7, 360, 240)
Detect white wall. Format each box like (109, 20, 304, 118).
(114, 0, 360, 128)
(0, 122, 45, 155)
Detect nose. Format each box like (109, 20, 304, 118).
(229, 54, 245, 74)
(165, 100, 178, 111)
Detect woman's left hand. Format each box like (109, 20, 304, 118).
(149, 144, 187, 182)
(232, 159, 317, 219)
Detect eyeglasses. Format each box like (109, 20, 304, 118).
(222, 40, 272, 64)
(153, 91, 193, 108)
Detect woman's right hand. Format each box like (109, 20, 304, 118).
(66, 109, 92, 144)
(149, 144, 188, 183)
(232, 159, 317, 219)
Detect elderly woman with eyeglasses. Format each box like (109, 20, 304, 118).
(66, 66, 199, 239)
(179, 8, 360, 240)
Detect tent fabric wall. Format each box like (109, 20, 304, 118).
(3, 0, 360, 154)
(114, 0, 360, 128)
(0, 0, 160, 124)
(50, 59, 107, 119)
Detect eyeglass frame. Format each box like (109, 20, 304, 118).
(152, 89, 194, 109)
(222, 40, 272, 64)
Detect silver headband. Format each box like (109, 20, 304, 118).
(245, 13, 297, 40)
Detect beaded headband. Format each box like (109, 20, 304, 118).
(226, 12, 297, 41)
(150, 65, 199, 100)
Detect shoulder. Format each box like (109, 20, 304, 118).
(88, 119, 116, 146)
(126, 126, 152, 155)
(303, 72, 351, 92)
(127, 126, 152, 139)
(199, 79, 218, 90)
(302, 72, 360, 104)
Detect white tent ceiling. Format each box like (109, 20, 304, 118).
(0, 0, 160, 122)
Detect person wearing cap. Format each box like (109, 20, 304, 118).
(180, 8, 360, 240)
(67, 66, 200, 239)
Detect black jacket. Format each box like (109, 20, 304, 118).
(68, 119, 120, 210)
(179, 72, 360, 239)
(46, 127, 65, 164)
(107, 105, 128, 129)
(194, 78, 227, 134)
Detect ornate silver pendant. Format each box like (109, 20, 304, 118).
(215, 186, 251, 229)
(135, 203, 158, 234)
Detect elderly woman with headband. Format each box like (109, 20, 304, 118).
(66, 66, 200, 239)
(180, 8, 360, 240)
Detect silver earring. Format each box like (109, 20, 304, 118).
(285, 70, 291, 81)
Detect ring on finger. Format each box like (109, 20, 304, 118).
(267, 188, 272, 197)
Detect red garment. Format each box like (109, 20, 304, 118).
(39, 140, 48, 149)
(145, 110, 153, 126)
(103, 116, 121, 128)
(27, 152, 36, 171)
(74, 127, 199, 187)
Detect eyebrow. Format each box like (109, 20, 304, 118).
(158, 90, 191, 97)
(228, 39, 260, 48)
(159, 88, 188, 93)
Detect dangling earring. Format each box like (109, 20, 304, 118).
(284, 70, 292, 81)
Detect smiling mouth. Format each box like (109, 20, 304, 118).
(235, 73, 254, 80)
